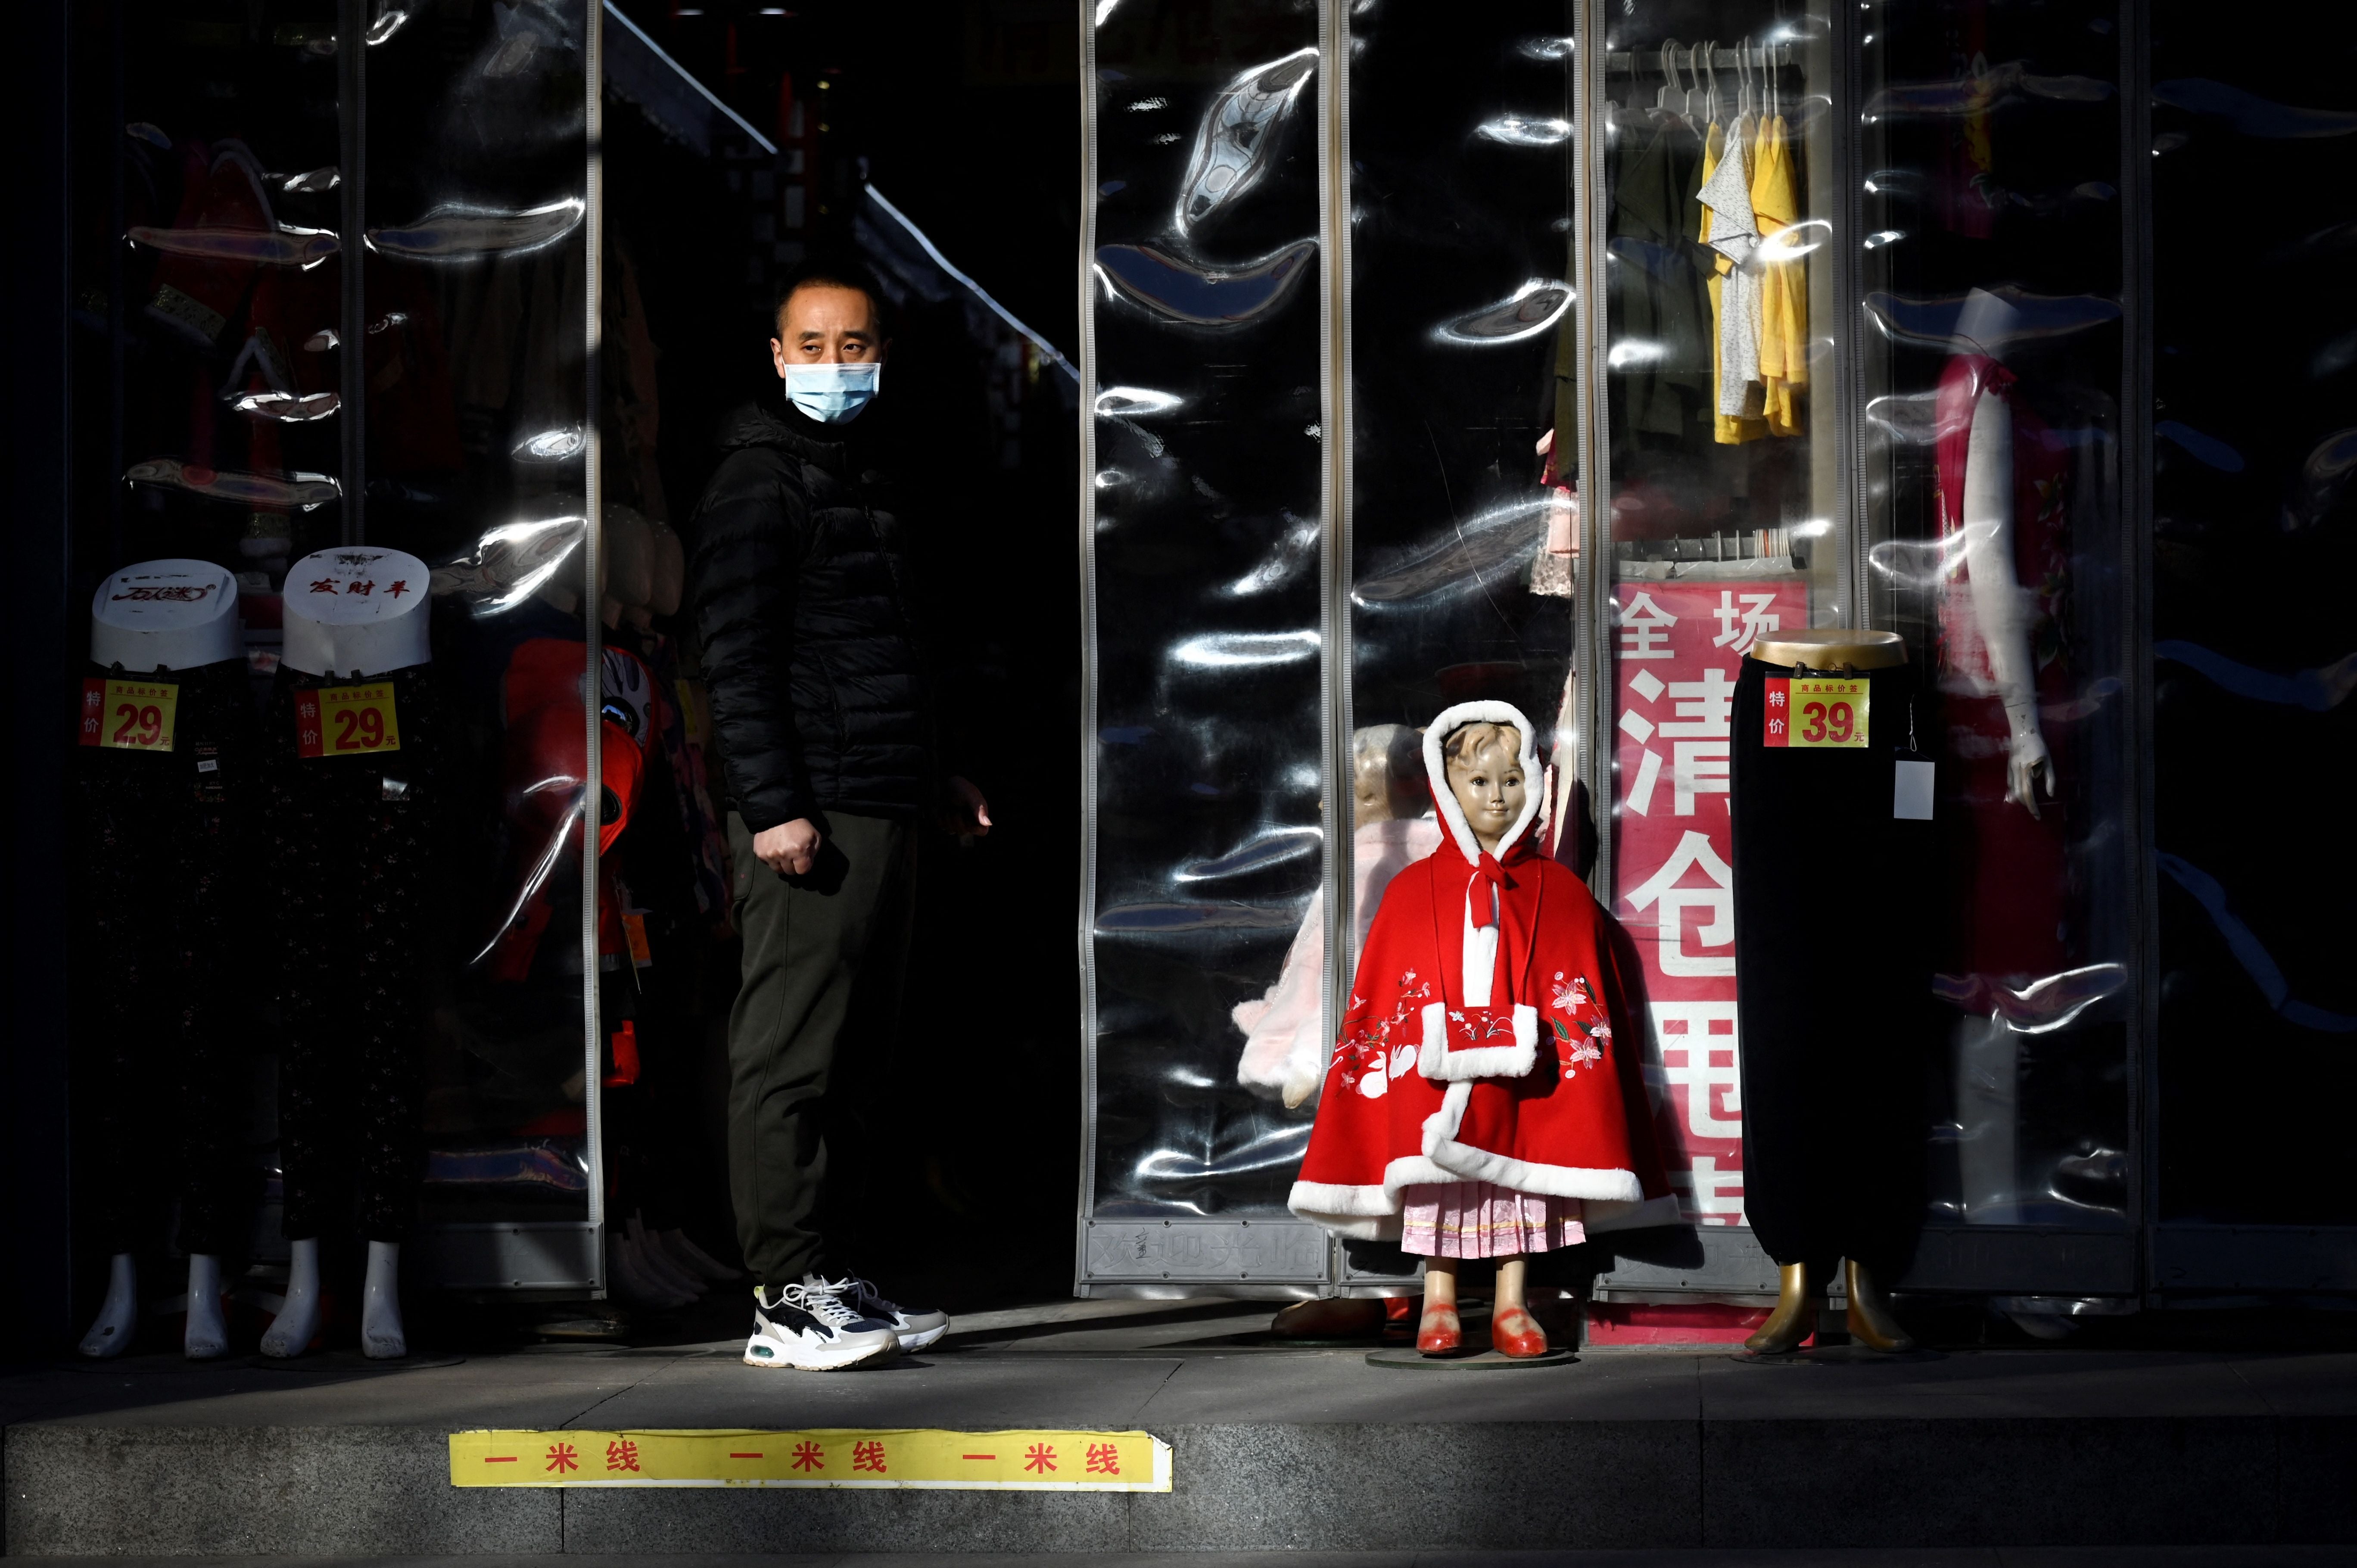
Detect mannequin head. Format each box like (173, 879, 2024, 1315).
(1351, 723, 1426, 829)
(1442, 720, 1527, 855)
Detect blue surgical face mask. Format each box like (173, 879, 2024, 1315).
(782, 361, 881, 425)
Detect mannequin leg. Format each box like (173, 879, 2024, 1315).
(361, 1239, 406, 1359)
(262, 1237, 322, 1358)
(1417, 1257, 1461, 1354)
(1489, 1255, 1549, 1356)
(1744, 1261, 1819, 1354)
(1955, 1015, 2021, 1224)
(78, 1253, 139, 1359)
(1843, 1257, 1917, 1353)
(184, 1255, 228, 1360)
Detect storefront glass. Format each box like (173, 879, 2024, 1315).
(73, 0, 601, 1284)
(1857, 0, 2134, 1233)
(1588, 0, 1846, 1234)
(1081, 0, 1330, 1266)
(2149, 4, 2357, 1232)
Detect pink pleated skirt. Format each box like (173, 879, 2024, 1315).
(1400, 1180, 1586, 1259)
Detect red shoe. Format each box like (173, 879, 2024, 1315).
(1491, 1306, 1549, 1358)
(1416, 1302, 1462, 1356)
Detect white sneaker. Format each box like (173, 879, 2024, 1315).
(743, 1285, 900, 1371)
(803, 1273, 951, 1351)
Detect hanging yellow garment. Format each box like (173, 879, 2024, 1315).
(1697, 121, 1766, 447)
(1748, 115, 1808, 437)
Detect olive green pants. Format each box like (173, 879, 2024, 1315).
(724, 809, 913, 1287)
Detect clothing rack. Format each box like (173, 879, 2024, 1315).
(1604, 42, 1796, 74)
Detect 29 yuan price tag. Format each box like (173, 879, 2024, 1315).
(297, 682, 402, 759)
(80, 678, 179, 752)
(1762, 677, 1868, 749)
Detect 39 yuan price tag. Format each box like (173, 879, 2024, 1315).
(297, 682, 402, 759)
(80, 678, 180, 752)
(1762, 677, 1869, 749)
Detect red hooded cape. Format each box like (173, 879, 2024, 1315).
(1288, 700, 1678, 1241)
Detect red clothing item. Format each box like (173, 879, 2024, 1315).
(1289, 700, 1675, 1242)
(1933, 352, 2074, 983)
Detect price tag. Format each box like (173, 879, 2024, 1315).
(80, 678, 180, 752)
(1762, 677, 1869, 749)
(296, 682, 403, 759)
(621, 912, 654, 971)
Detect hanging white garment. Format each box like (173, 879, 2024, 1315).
(1697, 114, 1763, 417)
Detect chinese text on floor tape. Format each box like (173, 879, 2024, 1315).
(448, 1428, 1171, 1491)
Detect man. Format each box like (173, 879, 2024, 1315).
(688, 263, 990, 1371)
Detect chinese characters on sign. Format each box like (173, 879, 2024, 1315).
(295, 682, 403, 760)
(1762, 676, 1869, 748)
(78, 678, 180, 752)
(1614, 578, 1808, 1227)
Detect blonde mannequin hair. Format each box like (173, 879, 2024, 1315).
(1442, 720, 1523, 768)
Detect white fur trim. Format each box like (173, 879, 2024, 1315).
(1292, 1142, 1653, 1234)
(1288, 1179, 1399, 1218)
(1424, 700, 1545, 868)
(1417, 1001, 1539, 1081)
(1418, 1079, 1645, 1203)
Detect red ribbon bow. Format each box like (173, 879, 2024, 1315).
(1467, 852, 1511, 929)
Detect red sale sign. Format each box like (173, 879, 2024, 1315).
(1610, 575, 1808, 1227)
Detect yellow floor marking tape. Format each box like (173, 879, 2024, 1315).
(449, 1428, 1171, 1492)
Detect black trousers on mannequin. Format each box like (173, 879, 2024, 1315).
(263, 665, 443, 1243)
(78, 659, 257, 1258)
(1730, 656, 1930, 1276)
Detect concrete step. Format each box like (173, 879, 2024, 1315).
(8, 1552, 2357, 1568)
(6, 1309, 2354, 1556)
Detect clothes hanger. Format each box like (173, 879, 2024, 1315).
(1701, 39, 1720, 127)
(1656, 40, 1679, 116)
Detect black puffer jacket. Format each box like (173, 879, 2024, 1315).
(687, 399, 934, 831)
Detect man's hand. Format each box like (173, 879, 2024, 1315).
(946, 775, 993, 837)
(753, 818, 822, 876)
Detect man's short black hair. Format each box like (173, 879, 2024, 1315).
(772, 258, 894, 338)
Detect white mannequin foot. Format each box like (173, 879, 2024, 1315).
(185, 1255, 229, 1360)
(611, 1232, 693, 1308)
(361, 1239, 406, 1359)
(261, 1237, 322, 1358)
(627, 1216, 705, 1299)
(78, 1253, 139, 1359)
(658, 1227, 740, 1284)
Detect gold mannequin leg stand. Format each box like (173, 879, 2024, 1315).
(1743, 1262, 1819, 1354)
(1843, 1258, 1917, 1353)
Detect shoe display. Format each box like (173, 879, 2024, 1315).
(743, 1285, 900, 1372)
(802, 1272, 950, 1351)
(1490, 1305, 1549, 1358)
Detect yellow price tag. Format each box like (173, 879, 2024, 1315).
(1762, 676, 1869, 749)
(80, 678, 180, 752)
(449, 1428, 1171, 1492)
(297, 682, 402, 759)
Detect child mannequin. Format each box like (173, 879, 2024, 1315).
(1289, 701, 1672, 1356)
